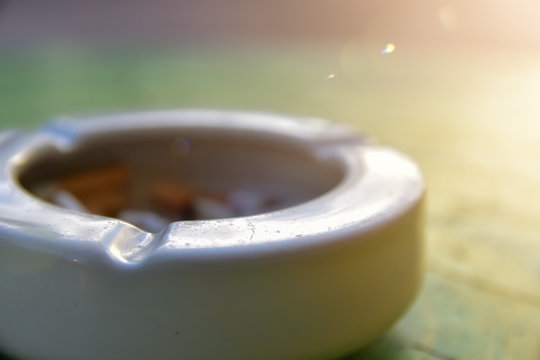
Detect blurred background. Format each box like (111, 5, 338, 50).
(1, 0, 540, 359)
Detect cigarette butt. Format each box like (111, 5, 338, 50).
(194, 197, 235, 220)
(228, 190, 266, 216)
(83, 190, 128, 217)
(53, 190, 89, 213)
(58, 164, 130, 196)
(151, 179, 196, 211)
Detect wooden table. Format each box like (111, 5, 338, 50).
(1, 46, 539, 359)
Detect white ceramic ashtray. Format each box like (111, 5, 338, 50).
(0, 110, 424, 360)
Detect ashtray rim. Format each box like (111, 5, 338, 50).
(0, 109, 425, 266)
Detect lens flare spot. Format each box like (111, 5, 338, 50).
(326, 73, 336, 79)
(380, 43, 396, 55)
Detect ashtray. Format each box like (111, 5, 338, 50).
(0, 110, 425, 360)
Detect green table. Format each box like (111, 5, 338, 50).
(1, 46, 539, 359)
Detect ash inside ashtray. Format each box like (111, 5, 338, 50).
(31, 164, 281, 233)
(18, 132, 343, 233)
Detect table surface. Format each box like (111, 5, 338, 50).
(0, 45, 539, 360)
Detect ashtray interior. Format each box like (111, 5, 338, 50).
(18, 129, 344, 232)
